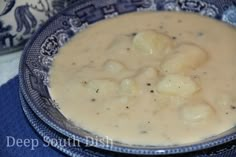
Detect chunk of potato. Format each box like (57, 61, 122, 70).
(119, 78, 139, 95)
(103, 60, 126, 73)
(133, 30, 174, 56)
(108, 35, 132, 54)
(156, 75, 200, 97)
(180, 102, 213, 123)
(87, 79, 118, 95)
(136, 67, 159, 81)
(160, 43, 208, 74)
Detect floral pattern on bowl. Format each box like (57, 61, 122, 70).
(0, 0, 77, 55)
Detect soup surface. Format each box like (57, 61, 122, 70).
(50, 12, 236, 145)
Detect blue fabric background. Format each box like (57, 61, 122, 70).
(0, 76, 66, 157)
(1, 76, 236, 157)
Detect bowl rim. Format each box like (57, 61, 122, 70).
(19, 0, 236, 155)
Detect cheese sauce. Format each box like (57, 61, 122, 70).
(50, 12, 236, 145)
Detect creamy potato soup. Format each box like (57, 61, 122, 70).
(50, 12, 236, 145)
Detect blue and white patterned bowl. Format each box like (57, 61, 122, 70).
(19, 91, 236, 157)
(19, 0, 236, 155)
(0, 0, 77, 55)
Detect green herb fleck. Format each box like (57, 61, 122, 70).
(140, 130, 148, 134)
(197, 32, 204, 36)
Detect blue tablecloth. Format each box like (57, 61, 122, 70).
(1, 76, 236, 157)
(0, 76, 65, 157)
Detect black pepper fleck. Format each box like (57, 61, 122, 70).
(96, 89, 99, 93)
(146, 83, 151, 86)
(91, 98, 96, 102)
(82, 81, 88, 85)
(153, 110, 158, 115)
(131, 32, 137, 36)
(231, 106, 236, 110)
(226, 112, 229, 115)
(126, 106, 129, 109)
(147, 121, 150, 124)
(172, 36, 177, 40)
(178, 19, 182, 23)
(150, 90, 154, 93)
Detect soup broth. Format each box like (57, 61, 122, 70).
(50, 12, 236, 145)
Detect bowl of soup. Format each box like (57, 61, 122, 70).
(19, 0, 236, 155)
